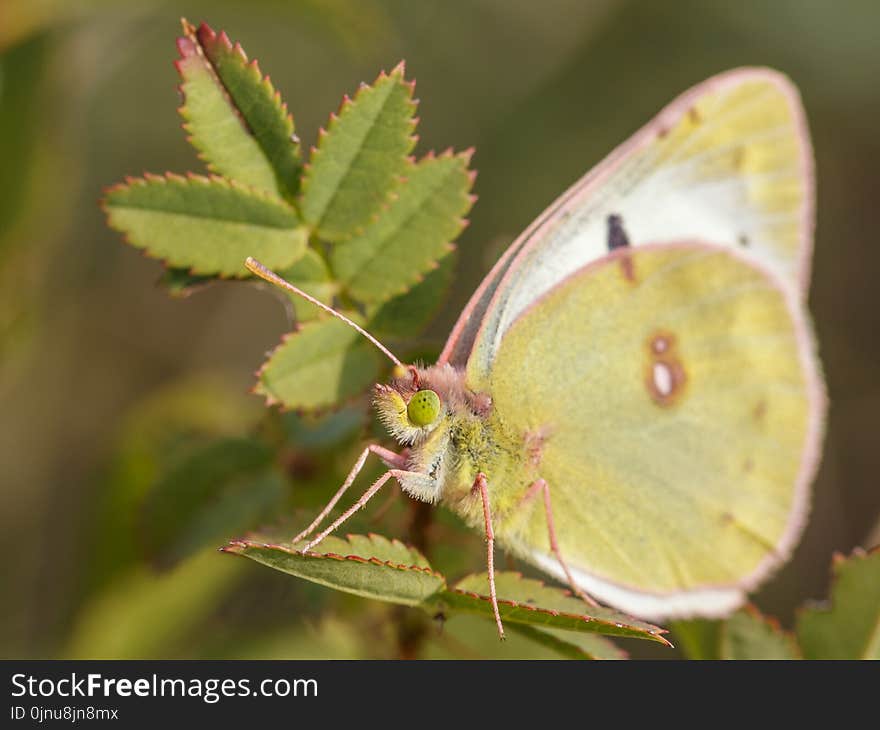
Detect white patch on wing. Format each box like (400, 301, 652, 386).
(469, 75, 809, 372)
(490, 162, 793, 359)
(652, 362, 673, 397)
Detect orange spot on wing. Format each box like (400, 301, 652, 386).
(619, 253, 636, 283)
(753, 400, 767, 421)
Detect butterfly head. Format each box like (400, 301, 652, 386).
(373, 366, 448, 445)
(373, 367, 464, 446)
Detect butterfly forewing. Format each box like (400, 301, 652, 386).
(448, 68, 813, 382)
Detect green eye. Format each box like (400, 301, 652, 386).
(407, 389, 441, 427)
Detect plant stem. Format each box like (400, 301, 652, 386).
(393, 499, 434, 658)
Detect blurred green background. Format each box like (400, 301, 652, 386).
(1, 0, 878, 659)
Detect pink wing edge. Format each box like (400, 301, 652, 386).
(439, 67, 816, 370)
(730, 242, 825, 604)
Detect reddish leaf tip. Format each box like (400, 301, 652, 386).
(233, 41, 249, 61)
(196, 22, 217, 44)
(176, 36, 197, 59)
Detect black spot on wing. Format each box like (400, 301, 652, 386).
(607, 214, 630, 251)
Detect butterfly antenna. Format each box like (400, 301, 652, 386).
(245, 257, 405, 369)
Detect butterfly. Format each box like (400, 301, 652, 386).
(246, 67, 825, 637)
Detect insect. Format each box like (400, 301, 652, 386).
(247, 67, 825, 638)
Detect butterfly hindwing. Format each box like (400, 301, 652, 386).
(479, 243, 823, 619)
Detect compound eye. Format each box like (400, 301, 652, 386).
(407, 389, 441, 427)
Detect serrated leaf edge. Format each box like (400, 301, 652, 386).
(722, 603, 802, 659)
(795, 545, 880, 659)
(506, 623, 628, 660)
(444, 588, 671, 645)
(300, 61, 418, 240)
(221, 533, 445, 583)
(341, 147, 477, 305)
(102, 171, 302, 278)
(176, 19, 301, 199)
(103, 170, 298, 216)
(250, 315, 385, 414)
(332, 146, 477, 247)
(367, 250, 459, 340)
(443, 571, 671, 645)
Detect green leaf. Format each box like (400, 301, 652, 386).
(177, 20, 301, 199)
(676, 610, 801, 660)
(255, 316, 382, 410)
(796, 547, 880, 659)
(160, 249, 334, 304)
(508, 623, 627, 660)
(368, 249, 455, 339)
(223, 533, 445, 606)
(103, 173, 306, 277)
(277, 406, 366, 451)
(168, 470, 287, 566)
(275, 248, 338, 323)
(720, 607, 800, 659)
(670, 618, 722, 660)
(428, 572, 670, 645)
(333, 151, 474, 304)
(84, 374, 264, 594)
(300, 62, 417, 242)
(140, 437, 284, 568)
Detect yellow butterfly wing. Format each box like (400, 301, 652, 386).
(447, 68, 814, 380)
(478, 243, 824, 619)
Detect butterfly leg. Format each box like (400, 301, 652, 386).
(472, 472, 505, 640)
(303, 467, 419, 552)
(292, 444, 407, 544)
(526, 478, 599, 608)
